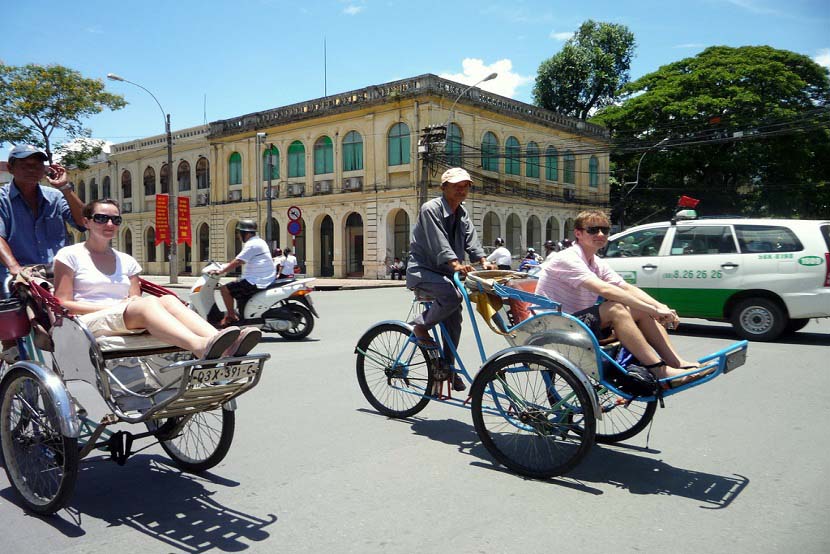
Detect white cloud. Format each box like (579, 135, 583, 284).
(343, 4, 364, 15)
(725, 0, 780, 16)
(673, 43, 705, 49)
(85, 26, 104, 34)
(439, 59, 533, 99)
(815, 48, 830, 69)
(550, 31, 573, 41)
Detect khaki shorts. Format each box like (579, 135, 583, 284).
(78, 303, 146, 338)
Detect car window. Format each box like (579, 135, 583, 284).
(734, 225, 803, 253)
(604, 227, 667, 258)
(670, 225, 736, 255)
(819, 224, 830, 252)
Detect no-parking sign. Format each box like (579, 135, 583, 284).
(287, 219, 302, 236)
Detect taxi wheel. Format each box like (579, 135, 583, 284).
(731, 297, 786, 342)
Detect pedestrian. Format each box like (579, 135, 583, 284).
(486, 237, 512, 270)
(543, 239, 558, 261)
(406, 167, 495, 392)
(278, 247, 298, 279)
(389, 257, 405, 280)
(272, 247, 285, 271)
(0, 145, 86, 362)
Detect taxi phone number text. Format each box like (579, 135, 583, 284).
(662, 270, 723, 279)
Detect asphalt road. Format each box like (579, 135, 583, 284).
(1, 287, 828, 554)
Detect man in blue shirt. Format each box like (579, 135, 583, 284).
(406, 167, 494, 392)
(1, 145, 85, 360)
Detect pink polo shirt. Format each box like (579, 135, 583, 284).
(534, 243, 625, 314)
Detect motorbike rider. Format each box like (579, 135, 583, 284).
(486, 237, 512, 270)
(211, 219, 276, 327)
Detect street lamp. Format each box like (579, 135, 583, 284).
(619, 137, 670, 230)
(107, 73, 178, 284)
(443, 72, 498, 133)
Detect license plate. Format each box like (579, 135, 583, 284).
(723, 348, 747, 374)
(190, 362, 259, 385)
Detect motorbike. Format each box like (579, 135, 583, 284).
(189, 261, 318, 340)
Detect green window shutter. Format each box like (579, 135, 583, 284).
(288, 141, 305, 178)
(446, 123, 462, 167)
(526, 142, 539, 178)
(314, 136, 333, 174)
(229, 152, 242, 185)
(505, 137, 520, 175)
(481, 132, 498, 172)
(546, 147, 558, 181)
(564, 151, 575, 184)
(263, 148, 280, 180)
(589, 156, 599, 187)
(343, 131, 364, 171)
(388, 123, 410, 166)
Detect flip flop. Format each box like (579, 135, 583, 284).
(202, 327, 240, 360)
(663, 365, 717, 389)
(224, 327, 263, 357)
(408, 336, 440, 350)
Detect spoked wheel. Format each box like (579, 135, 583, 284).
(471, 353, 595, 479)
(0, 369, 79, 515)
(594, 385, 657, 444)
(356, 323, 435, 418)
(147, 407, 235, 473)
(276, 303, 314, 340)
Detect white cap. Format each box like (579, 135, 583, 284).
(441, 167, 472, 185)
(8, 144, 48, 162)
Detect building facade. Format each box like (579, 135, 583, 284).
(68, 74, 610, 278)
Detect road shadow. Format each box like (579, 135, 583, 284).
(365, 409, 748, 508)
(2, 456, 277, 551)
(672, 322, 829, 346)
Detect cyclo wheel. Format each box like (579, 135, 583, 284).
(594, 385, 657, 444)
(0, 369, 79, 515)
(356, 322, 435, 418)
(147, 407, 235, 473)
(471, 352, 595, 479)
(276, 303, 314, 340)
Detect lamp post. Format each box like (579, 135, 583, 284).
(266, 144, 276, 250)
(619, 137, 670, 231)
(107, 73, 178, 284)
(443, 72, 498, 132)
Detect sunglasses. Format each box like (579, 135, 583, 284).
(91, 213, 123, 225)
(579, 226, 610, 235)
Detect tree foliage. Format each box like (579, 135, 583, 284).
(592, 46, 830, 222)
(0, 64, 126, 163)
(533, 20, 635, 120)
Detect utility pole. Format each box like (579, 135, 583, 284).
(417, 125, 447, 207)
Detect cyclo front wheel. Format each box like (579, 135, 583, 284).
(471, 352, 595, 479)
(147, 407, 235, 473)
(356, 322, 434, 418)
(0, 369, 79, 515)
(594, 385, 657, 444)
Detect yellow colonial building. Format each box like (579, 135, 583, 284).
(69, 74, 610, 278)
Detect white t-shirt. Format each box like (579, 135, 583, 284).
(273, 254, 286, 270)
(487, 246, 512, 266)
(235, 236, 276, 287)
(53, 243, 142, 305)
(280, 254, 297, 276)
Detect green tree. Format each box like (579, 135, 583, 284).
(593, 46, 830, 222)
(0, 64, 126, 163)
(533, 20, 635, 120)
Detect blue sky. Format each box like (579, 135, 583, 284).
(2, 0, 829, 155)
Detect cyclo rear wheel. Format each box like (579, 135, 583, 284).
(594, 384, 657, 443)
(471, 352, 595, 479)
(147, 407, 235, 473)
(0, 369, 79, 515)
(356, 322, 435, 418)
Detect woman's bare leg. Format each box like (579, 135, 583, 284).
(158, 294, 218, 338)
(124, 296, 210, 356)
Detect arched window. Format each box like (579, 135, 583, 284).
(545, 146, 558, 181)
(123, 228, 132, 256)
(483, 211, 501, 247)
(198, 223, 210, 261)
(196, 157, 210, 189)
(563, 151, 576, 184)
(160, 163, 169, 194)
(505, 136, 520, 176)
(102, 176, 111, 199)
(506, 214, 522, 254)
(546, 216, 560, 243)
(314, 136, 334, 175)
(78, 180, 86, 203)
(263, 147, 279, 180)
(589, 156, 599, 187)
(145, 227, 157, 262)
(228, 152, 242, 185)
(288, 141, 305, 178)
(178, 161, 191, 191)
(121, 170, 132, 198)
(143, 167, 156, 196)
(445, 123, 462, 167)
(388, 123, 410, 166)
(526, 142, 540, 178)
(481, 132, 499, 172)
(89, 178, 98, 201)
(342, 131, 363, 171)
(526, 215, 541, 252)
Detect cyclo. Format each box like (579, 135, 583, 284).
(0, 267, 269, 515)
(355, 270, 748, 479)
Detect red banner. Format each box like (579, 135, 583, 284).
(678, 195, 700, 208)
(155, 194, 170, 246)
(177, 196, 191, 246)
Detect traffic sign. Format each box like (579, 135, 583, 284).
(287, 206, 302, 221)
(287, 219, 302, 236)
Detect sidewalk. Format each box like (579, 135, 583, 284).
(141, 274, 408, 292)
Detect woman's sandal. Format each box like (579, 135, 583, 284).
(409, 335, 441, 350)
(663, 364, 717, 389)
